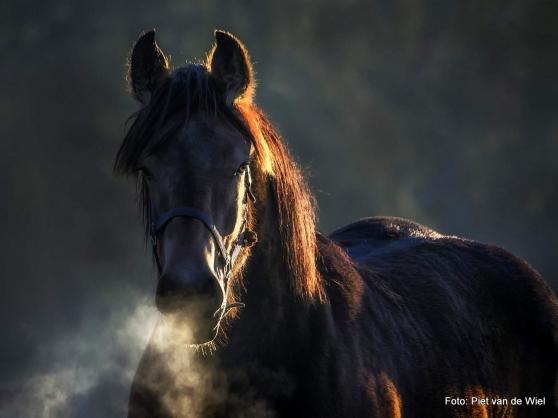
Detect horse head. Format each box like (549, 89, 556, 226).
(117, 30, 258, 345)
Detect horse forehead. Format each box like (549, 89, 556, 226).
(179, 120, 249, 164)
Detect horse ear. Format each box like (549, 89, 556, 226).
(208, 30, 254, 106)
(129, 29, 170, 104)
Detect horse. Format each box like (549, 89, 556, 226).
(115, 29, 558, 418)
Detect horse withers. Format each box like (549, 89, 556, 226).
(115, 29, 558, 417)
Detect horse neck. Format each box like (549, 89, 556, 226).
(224, 181, 322, 353)
(244, 187, 298, 319)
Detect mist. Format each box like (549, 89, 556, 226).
(0, 290, 157, 417)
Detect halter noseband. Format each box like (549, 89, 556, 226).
(149, 166, 256, 287)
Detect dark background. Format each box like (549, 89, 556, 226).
(1, 1, 557, 416)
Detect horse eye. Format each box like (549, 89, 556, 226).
(234, 162, 249, 176)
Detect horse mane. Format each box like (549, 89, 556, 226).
(114, 63, 325, 303)
(237, 103, 325, 302)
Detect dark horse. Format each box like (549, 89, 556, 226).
(116, 30, 558, 417)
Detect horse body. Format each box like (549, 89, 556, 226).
(120, 30, 558, 418)
(130, 213, 558, 418)
(328, 217, 558, 417)
(211, 217, 557, 418)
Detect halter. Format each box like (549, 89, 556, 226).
(149, 166, 256, 289)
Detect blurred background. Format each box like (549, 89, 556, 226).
(1, 0, 557, 416)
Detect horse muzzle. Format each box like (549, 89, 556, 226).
(155, 270, 224, 344)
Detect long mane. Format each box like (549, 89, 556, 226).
(238, 104, 325, 302)
(115, 63, 324, 302)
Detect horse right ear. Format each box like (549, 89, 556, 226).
(129, 29, 170, 104)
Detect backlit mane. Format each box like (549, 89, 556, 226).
(115, 63, 324, 303)
(237, 102, 325, 303)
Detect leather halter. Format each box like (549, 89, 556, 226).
(149, 166, 256, 286)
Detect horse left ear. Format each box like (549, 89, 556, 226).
(208, 30, 254, 106)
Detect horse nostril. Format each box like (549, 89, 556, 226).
(155, 271, 223, 315)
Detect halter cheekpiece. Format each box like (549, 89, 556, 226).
(149, 166, 256, 285)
